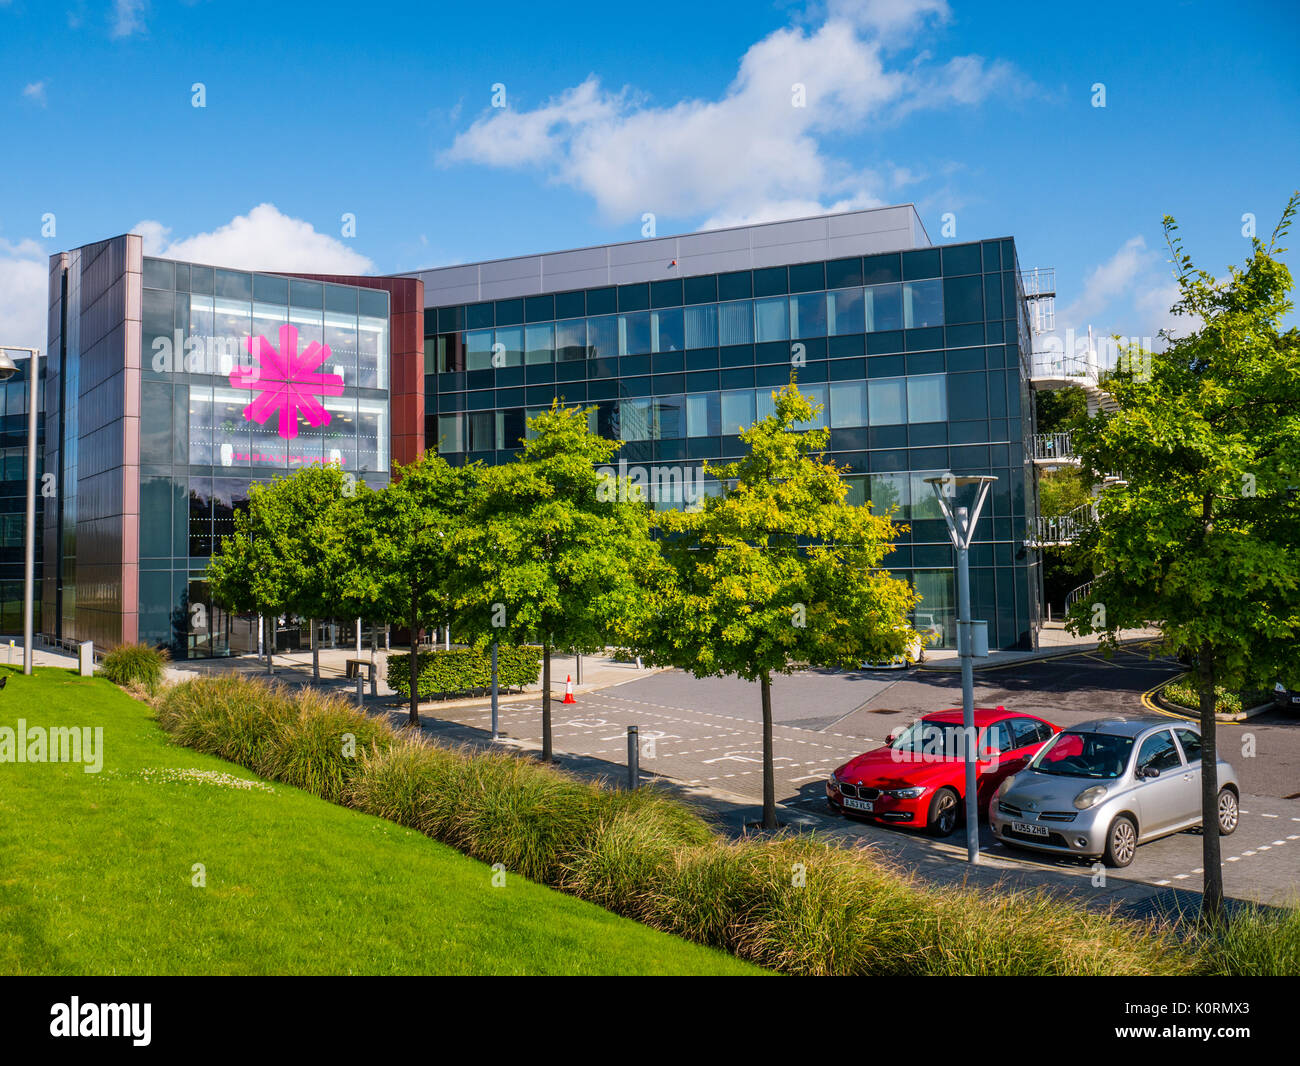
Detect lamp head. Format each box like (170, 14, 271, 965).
(923, 474, 997, 550)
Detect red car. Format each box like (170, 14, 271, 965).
(826, 707, 1060, 836)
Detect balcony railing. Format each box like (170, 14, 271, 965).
(1031, 502, 1097, 545)
(1032, 431, 1076, 462)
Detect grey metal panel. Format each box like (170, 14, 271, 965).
(479, 256, 541, 283)
(410, 205, 931, 305)
(608, 236, 676, 266)
(542, 266, 612, 292)
(750, 216, 828, 248)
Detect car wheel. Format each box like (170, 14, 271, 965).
(928, 787, 960, 837)
(1217, 788, 1239, 836)
(1103, 815, 1138, 868)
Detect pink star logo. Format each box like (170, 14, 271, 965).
(230, 324, 345, 440)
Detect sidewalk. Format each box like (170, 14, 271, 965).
(165, 646, 665, 708)
(918, 626, 1163, 672)
(0, 636, 80, 670)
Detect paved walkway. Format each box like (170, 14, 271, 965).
(165, 646, 663, 706)
(919, 626, 1163, 671)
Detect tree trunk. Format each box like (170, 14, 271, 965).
(541, 643, 553, 762)
(310, 618, 319, 680)
(761, 672, 777, 830)
(1199, 640, 1224, 924)
(265, 614, 274, 675)
(408, 587, 420, 727)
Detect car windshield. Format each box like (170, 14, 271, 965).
(888, 720, 967, 756)
(1028, 731, 1134, 779)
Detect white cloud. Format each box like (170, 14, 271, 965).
(110, 0, 146, 39)
(1058, 236, 1155, 327)
(0, 239, 50, 352)
(22, 81, 47, 106)
(442, 2, 1020, 227)
(132, 203, 374, 274)
(1051, 236, 1200, 357)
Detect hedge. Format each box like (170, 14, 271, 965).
(386, 645, 542, 699)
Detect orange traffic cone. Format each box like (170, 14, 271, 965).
(562, 675, 576, 704)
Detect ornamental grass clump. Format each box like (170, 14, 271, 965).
(101, 643, 168, 694)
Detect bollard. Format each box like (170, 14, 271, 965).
(490, 642, 499, 741)
(356, 671, 364, 708)
(627, 725, 639, 790)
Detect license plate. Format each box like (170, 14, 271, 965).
(1013, 821, 1049, 837)
(843, 797, 874, 812)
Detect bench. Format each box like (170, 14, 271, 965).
(345, 658, 376, 681)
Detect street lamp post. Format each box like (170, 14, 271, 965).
(924, 474, 996, 865)
(0, 347, 39, 676)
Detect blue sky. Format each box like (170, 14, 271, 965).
(1, 0, 1297, 354)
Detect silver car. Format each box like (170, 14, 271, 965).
(989, 717, 1239, 867)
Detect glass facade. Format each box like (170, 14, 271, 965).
(138, 257, 391, 657)
(423, 238, 1040, 650)
(0, 357, 44, 634)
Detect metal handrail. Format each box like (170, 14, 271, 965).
(1032, 501, 1097, 544)
(1032, 431, 1075, 461)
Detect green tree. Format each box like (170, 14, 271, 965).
(1067, 194, 1300, 921)
(647, 381, 921, 830)
(354, 452, 478, 727)
(1034, 385, 1088, 434)
(207, 465, 369, 674)
(453, 403, 658, 761)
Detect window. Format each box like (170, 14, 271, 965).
(655, 396, 685, 439)
(868, 377, 906, 425)
(870, 472, 909, 515)
(467, 411, 495, 451)
(555, 319, 587, 361)
(1010, 718, 1052, 748)
(1175, 729, 1202, 764)
(436, 414, 463, 453)
(619, 397, 653, 441)
(754, 297, 789, 342)
(910, 470, 952, 520)
(720, 389, 756, 433)
(827, 288, 865, 336)
(525, 323, 554, 364)
(684, 304, 718, 348)
(619, 311, 651, 355)
(793, 385, 827, 430)
(1136, 730, 1183, 773)
(465, 328, 494, 371)
(587, 315, 618, 359)
(829, 381, 867, 428)
(687, 393, 720, 437)
(493, 326, 523, 367)
(907, 374, 947, 422)
(903, 279, 944, 328)
(943, 274, 984, 324)
(651, 307, 684, 352)
(790, 291, 827, 339)
(718, 300, 754, 346)
(865, 283, 902, 332)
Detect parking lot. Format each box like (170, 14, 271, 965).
(398, 643, 1300, 909)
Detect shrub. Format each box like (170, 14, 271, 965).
(101, 643, 168, 693)
(386, 645, 541, 699)
(1162, 678, 1274, 716)
(156, 674, 1278, 977)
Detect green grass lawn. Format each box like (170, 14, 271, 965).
(0, 667, 759, 975)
